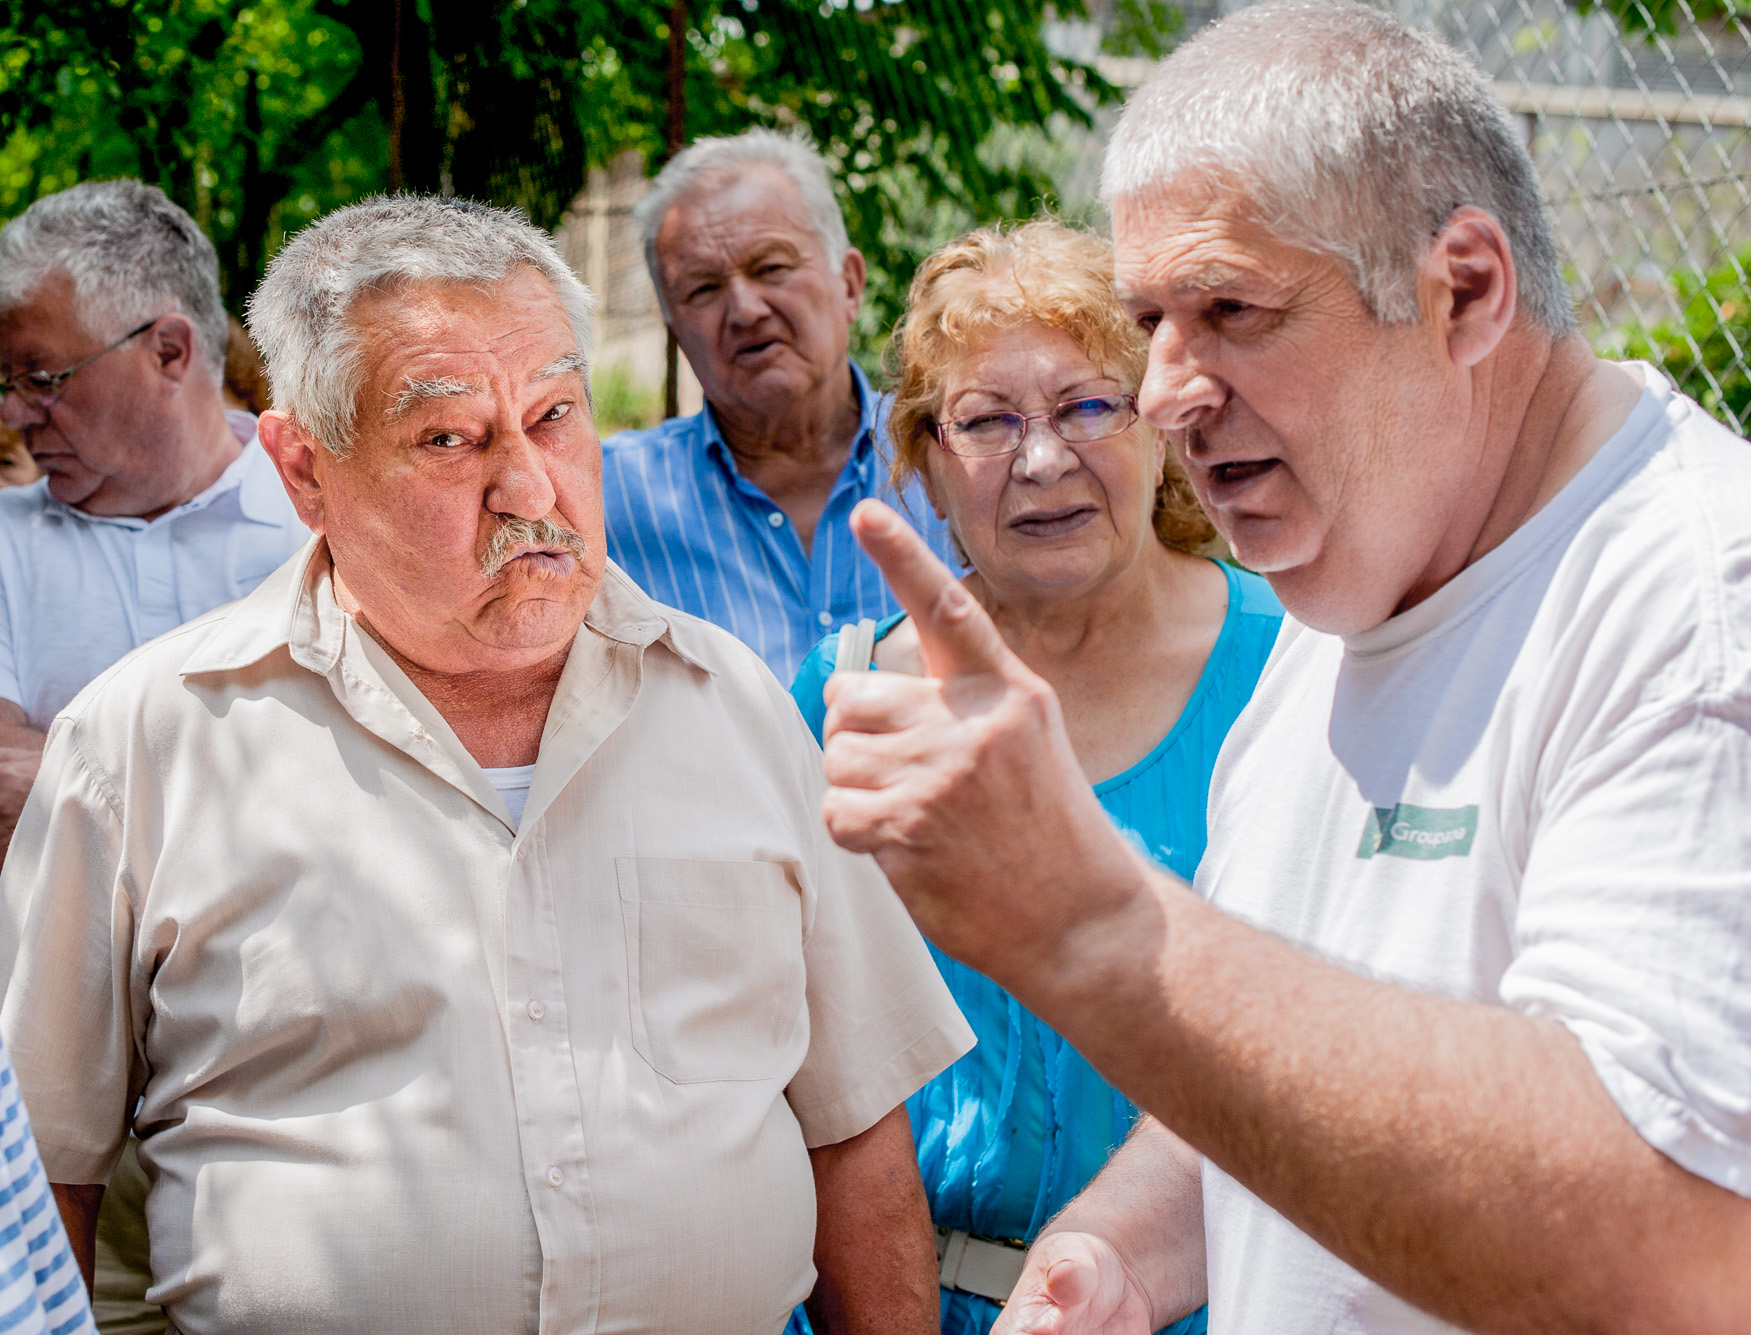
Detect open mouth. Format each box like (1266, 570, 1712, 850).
(733, 338, 782, 362)
(1209, 459, 1279, 486)
(1008, 504, 1098, 538)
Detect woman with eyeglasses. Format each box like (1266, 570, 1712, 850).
(788, 221, 1283, 1335)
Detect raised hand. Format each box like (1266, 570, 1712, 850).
(991, 1233, 1155, 1335)
(819, 499, 1154, 993)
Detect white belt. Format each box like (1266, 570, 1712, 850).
(936, 1226, 1028, 1304)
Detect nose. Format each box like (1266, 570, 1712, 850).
(0, 388, 45, 432)
(1139, 319, 1227, 432)
(1010, 417, 1081, 487)
(723, 273, 773, 328)
(484, 428, 558, 521)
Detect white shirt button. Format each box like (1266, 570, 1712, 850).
(526, 998, 546, 1021)
(817, 611, 834, 627)
(546, 1165, 564, 1188)
(767, 511, 784, 527)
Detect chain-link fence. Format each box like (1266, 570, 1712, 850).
(562, 1, 1750, 433)
(1097, 0, 1751, 432)
(1448, 0, 1750, 432)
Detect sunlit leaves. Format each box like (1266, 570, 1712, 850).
(1, 0, 1115, 347)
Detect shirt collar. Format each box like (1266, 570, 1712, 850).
(178, 538, 714, 681)
(47, 410, 279, 529)
(227, 412, 291, 526)
(699, 359, 883, 483)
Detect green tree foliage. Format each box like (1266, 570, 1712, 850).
(1102, 0, 1183, 58)
(0, 0, 1121, 339)
(1609, 248, 1751, 431)
(1578, 0, 1747, 39)
(0, 0, 377, 302)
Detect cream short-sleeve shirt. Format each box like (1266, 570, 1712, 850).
(0, 541, 972, 1335)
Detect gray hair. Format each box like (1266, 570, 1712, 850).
(0, 179, 229, 381)
(1101, 0, 1576, 335)
(634, 128, 850, 316)
(247, 195, 595, 456)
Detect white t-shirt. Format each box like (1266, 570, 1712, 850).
(1195, 366, 1751, 1335)
(0, 412, 309, 729)
(482, 762, 536, 827)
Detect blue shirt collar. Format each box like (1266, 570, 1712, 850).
(697, 359, 883, 486)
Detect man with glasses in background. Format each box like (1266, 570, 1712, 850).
(0, 179, 306, 1335)
(0, 180, 306, 855)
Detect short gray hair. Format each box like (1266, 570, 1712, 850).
(634, 128, 850, 315)
(0, 179, 229, 380)
(1101, 0, 1576, 335)
(247, 195, 595, 456)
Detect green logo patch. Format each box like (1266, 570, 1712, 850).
(1357, 803, 1478, 861)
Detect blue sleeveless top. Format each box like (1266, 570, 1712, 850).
(787, 562, 1283, 1335)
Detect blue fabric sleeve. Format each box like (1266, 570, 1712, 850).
(0, 557, 21, 712)
(788, 633, 840, 747)
(788, 613, 909, 746)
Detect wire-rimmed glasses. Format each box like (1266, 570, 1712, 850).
(0, 319, 159, 411)
(932, 393, 1140, 458)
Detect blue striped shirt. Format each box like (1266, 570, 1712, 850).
(0, 1037, 94, 1335)
(600, 361, 959, 681)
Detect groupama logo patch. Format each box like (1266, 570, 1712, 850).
(1356, 804, 1479, 861)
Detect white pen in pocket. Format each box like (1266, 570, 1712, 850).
(833, 617, 878, 673)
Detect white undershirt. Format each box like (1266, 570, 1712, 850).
(482, 764, 536, 828)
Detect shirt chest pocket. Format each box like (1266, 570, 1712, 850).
(616, 856, 807, 1083)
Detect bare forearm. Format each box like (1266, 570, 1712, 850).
(50, 1183, 103, 1297)
(1008, 866, 1751, 1335)
(0, 710, 46, 862)
(816, 514, 1751, 1334)
(1040, 1116, 1206, 1327)
(807, 1105, 937, 1335)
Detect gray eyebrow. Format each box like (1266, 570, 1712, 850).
(387, 376, 484, 419)
(384, 352, 585, 420)
(532, 351, 588, 381)
(1172, 262, 1250, 295)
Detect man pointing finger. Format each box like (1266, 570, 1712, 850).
(822, 502, 1149, 984)
(820, 4, 1751, 1333)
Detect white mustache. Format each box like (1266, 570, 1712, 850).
(479, 517, 589, 580)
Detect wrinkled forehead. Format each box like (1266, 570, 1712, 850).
(0, 268, 98, 354)
(657, 166, 828, 268)
(349, 272, 581, 399)
(337, 275, 584, 429)
(1109, 183, 1326, 300)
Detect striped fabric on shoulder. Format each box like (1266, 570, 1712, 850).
(600, 361, 960, 683)
(0, 1039, 95, 1335)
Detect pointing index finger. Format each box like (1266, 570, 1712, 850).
(849, 499, 1013, 681)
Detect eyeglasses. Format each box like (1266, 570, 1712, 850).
(932, 393, 1140, 458)
(0, 319, 159, 410)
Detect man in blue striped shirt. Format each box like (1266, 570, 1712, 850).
(0, 1034, 95, 1335)
(601, 129, 956, 682)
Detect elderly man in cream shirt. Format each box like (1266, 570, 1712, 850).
(0, 196, 972, 1335)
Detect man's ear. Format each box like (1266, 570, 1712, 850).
(147, 314, 200, 386)
(1422, 206, 1517, 369)
(257, 411, 330, 534)
(840, 247, 868, 320)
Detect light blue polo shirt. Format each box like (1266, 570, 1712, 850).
(0, 411, 310, 728)
(600, 361, 959, 682)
